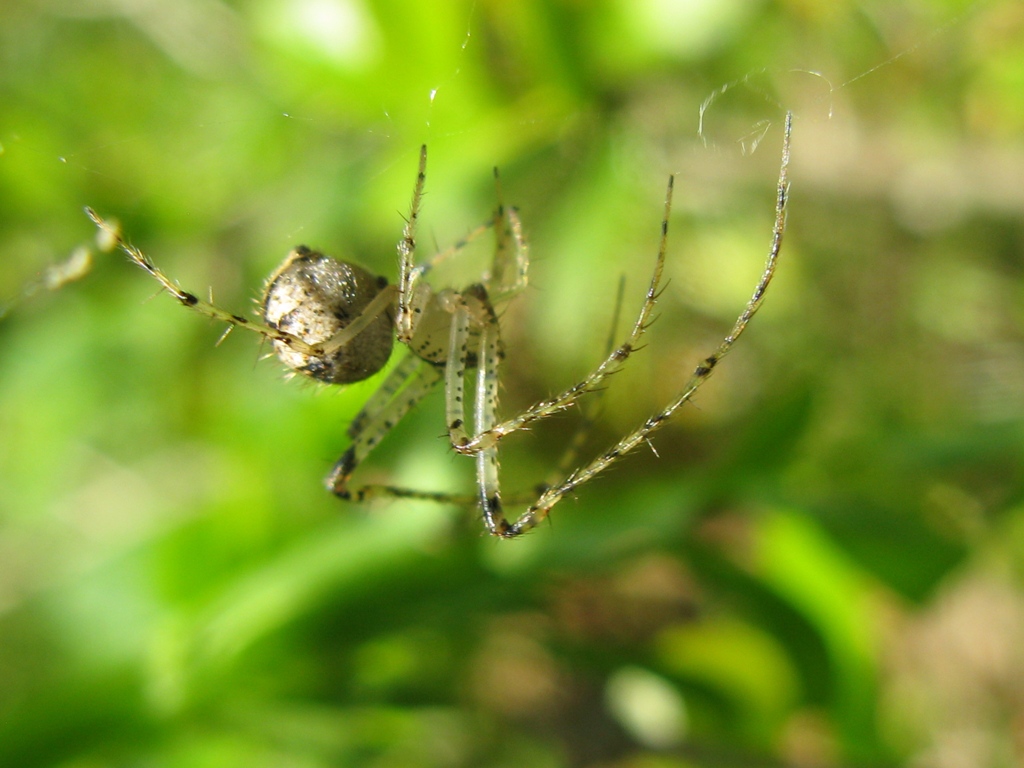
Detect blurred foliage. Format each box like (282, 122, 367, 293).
(2, 0, 1024, 766)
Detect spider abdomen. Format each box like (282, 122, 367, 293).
(262, 246, 394, 384)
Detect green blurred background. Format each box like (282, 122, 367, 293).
(2, 0, 1023, 766)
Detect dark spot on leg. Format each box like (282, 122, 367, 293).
(327, 447, 358, 497)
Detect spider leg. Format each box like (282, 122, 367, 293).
(345, 353, 421, 439)
(396, 145, 428, 344)
(85, 208, 322, 356)
(332, 485, 478, 505)
(494, 111, 793, 538)
(430, 283, 510, 534)
(451, 171, 674, 458)
(473, 316, 506, 535)
(326, 355, 443, 498)
(442, 283, 503, 451)
(318, 283, 398, 356)
(412, 218, 497, 281)
(486, 167, 529, 303)
(443, 295, 474, 448)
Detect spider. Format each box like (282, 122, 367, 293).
(86, 112, 791, 539)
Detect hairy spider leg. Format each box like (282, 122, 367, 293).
(85, 208, 326, 356)
(443, 295, 473, 443)
(317, 283, 398, 356)
(333, 483, 479, 506)
(396, 145, 428, 344)
(474, 321, 504, 533)
(409, 218, 496, 282)
(326, 357, 444, 498)
(345, 353, 423, 439)
(485, 167, 530, 304)
(494, 111, 793, 538)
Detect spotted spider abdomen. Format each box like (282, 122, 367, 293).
(261, 246, 394, 384)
